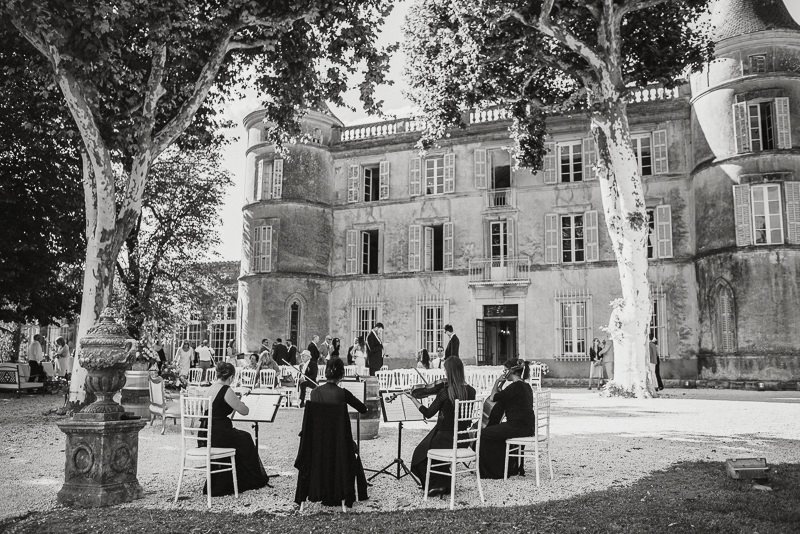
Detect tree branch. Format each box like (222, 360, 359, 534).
(615, 0, 672, 23)
(227, 39, 277, 52)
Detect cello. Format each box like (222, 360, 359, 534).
(481, 361, 526, 429)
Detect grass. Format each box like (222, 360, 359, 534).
(2, 460, 798, 533)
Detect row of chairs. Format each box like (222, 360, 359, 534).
(374, 365, 543, 395)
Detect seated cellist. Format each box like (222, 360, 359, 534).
(478, 358, 534, 479)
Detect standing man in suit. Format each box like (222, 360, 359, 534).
(319, 335, 332, 361)
(444, 324, 459, 360)
(307, 335, 321, 364)
(365, 322, 385, 376)
(273, 338, 289, 365)
(286, 338, 298, 366)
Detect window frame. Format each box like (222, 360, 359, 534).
(556, 298, 590, 360)
(560, 214, 585, 264)
(557, 140, 583, 183)
(750, 183, 784, 245)
(631, 133, 653, 176)
(424, 155, 446, 195)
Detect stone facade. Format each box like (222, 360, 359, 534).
(238, 0, 800, 383)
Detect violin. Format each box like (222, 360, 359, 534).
(384, 379, 447, 403)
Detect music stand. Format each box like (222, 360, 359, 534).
(368, 392, 425, 486)
(233, 391, 283, 481)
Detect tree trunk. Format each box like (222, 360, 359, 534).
(592, 99, 653, 397)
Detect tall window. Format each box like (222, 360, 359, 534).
(733, 97, 790, 153)
(363, 165, 380, 202)
(716, 285, 736, 353)
(425, 156, 445, 195)
(210, 304, 236, 360)
(560, 301, 587, 358)
(254, 159, 283, 200)
(558, 141, 583, 182)
(361, 230, 380, 274)
(561, 214, 585, 263)
(489, 149, 511, 189)
(289, 301, 300, 346)
(649, 294, 667, 358)
(749, 102, 775, 151)
(182, 311, 204, 348)
(419, 305, 444, 354)
(632, 134, 653, 176)
(252, 224, 273, 272)
(751, 184, 783, 244)
(490, 220, 508, 263)
(353, 306, 377, 342)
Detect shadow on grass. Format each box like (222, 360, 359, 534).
(2, 461, 798, 533)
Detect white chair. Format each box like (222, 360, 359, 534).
(380, 365, 388, 371)
(424, 399, 485, 510)
(148, 376, 180, 434)
(375, 370, 392, 391)
(205, 369, 217, 383)
(188, 368, 203, 386)
(258, 369, 277, 389)
(503, 390, 553, 485)
(528, 364, 542, 390)
(343, 365, 358, 377)
(174, 396, 238, 508)
(234, 369, 257, 395)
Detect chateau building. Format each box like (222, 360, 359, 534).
(237, 0, 800, 384)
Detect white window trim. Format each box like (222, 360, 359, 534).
(750, 183, 784, 245)
(554, 294, 592, 361)
(560, 214, 585, 264)
(557, 140, 583, 183)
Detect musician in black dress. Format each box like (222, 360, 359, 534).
(478, 358, 535, 479)
(409, 357, 476, 497)
(203, 362, 269, 496)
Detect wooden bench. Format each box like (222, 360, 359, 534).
(0, 363, 44, 395)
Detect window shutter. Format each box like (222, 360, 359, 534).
(543, 142, 557, 184)
(444, 153, 455, 193)
(409, 157, 422, 196)
(256, 160, 264, 200)
(506, 218, 515, 257)
(474, 148, 487, 189)
(732, 184, 753, 246)
(345, 230, 358, 274)
(655, 204, 673, 258)
(582, 138, 597, 180)
(251, 225, 261, 272)
(264, 225, 273, 272)
(652, 129, 669, 175)
(732, 102, 751, 153)
(379, 160, 390, 200)
(785, 181, 800, 244)
(272, 159, 283, 199)
(408, 225, 421, 271)
(584, 210, 599, 262)
(775, 97, 792, 149)
(423, 226, 434, 271)
(348, 165, 360, 203)
(443, 222, 454, 270)
(544, 213, 559, 264)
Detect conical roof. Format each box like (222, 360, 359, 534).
(710, 0, 800, 41)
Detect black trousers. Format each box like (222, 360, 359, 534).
(655, 359, 664, 389)
(299, 381, 316, 401)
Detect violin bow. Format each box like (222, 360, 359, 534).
(282, 360, 318, 387)
(413, 366, 430, 385)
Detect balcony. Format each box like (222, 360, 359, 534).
(468, 257, 531, 286)
(484, 188, 515, 210)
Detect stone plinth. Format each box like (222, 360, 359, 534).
(57, 417, 147, 507)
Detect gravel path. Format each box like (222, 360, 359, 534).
(1, 389, 799, 519)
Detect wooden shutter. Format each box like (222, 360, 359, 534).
(409, 157, 422, 196)
(775, 97, 792, 149)
(732, 184, 753, 246)
(785, 181, 800, 244)
(543, 142, 557, 184)
(255, 160, 264, 200)
(506, 218, 515, 257)
(652, 129, 669, 175)
(347, 164, 360, 203)
(582, 138, 597, 180)
(408, 225, 421, 271)
(544, 213, 559, 264)
(379, 160, 390, 200)
(732, 102, 751, 153)
(443, 221, 454, 270)
(264, 226, 273, 271)
(655, 204, 673, 258)
(423, 226, 434, 271)
(444, 153, 455, 193)
(272, 159, 283, 199)
(345, 230, 358, 274)
(584, 210, 599, 262)
(474, 148, 487, 189)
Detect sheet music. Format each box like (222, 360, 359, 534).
(340, 379, 367, 414)
(232, 392, 282, 423)
(380, 392, 425, 423)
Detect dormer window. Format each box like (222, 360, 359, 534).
(749, 55, 766, 74)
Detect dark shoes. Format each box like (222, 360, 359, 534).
(427, 486, 449, 498)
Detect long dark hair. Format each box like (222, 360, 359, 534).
(444, 357, 467, 402)
(420, 349, 430, 369)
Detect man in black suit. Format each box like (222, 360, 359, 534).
(273, 338, 289, 365)
(307, 335, 321, 364)
(286, 338, 297, 366)
(299, 349, 319, 408)
(365, 322, 385, 376)
(444, 324, 459, 360)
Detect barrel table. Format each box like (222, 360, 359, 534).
(349, 376, 380, 440)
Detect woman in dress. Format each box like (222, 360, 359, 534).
(203, 362, 269, 496)
(54, 337, 72, 379)
(225, 340, 237, 365)
(409, 356, 476, 496)
(351, 336, 367, 371)
(330, 337, 341, 359)
(478, 358, 535, 479)
(173, 340, 193, 385)
(588, 338, 604, 389)
(416, 348, 431, 370)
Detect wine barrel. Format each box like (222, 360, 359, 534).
(120, 370, 150, 419)
(350, 376, 380, 440)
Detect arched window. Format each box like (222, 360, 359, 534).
(715, 283, 736, 353)
(289, 301, 300, 347)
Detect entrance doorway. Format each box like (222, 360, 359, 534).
(476, 304, 518, 366)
